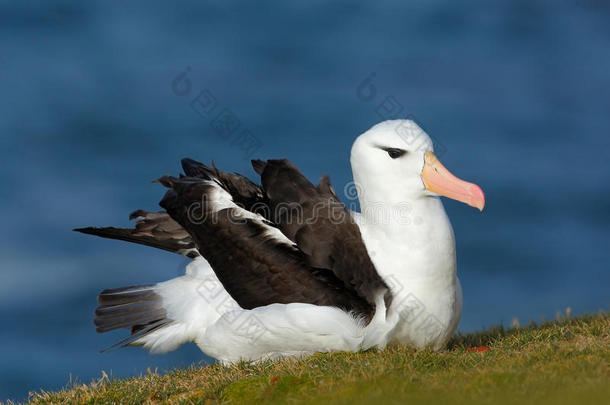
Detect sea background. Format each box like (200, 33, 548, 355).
(1, 1, 609, 401)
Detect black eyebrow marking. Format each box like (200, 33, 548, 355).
(379, 147, 407, 159)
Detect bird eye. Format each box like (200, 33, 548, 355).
(384, 148, 407, 159)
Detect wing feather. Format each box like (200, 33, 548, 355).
(74, 210, 198, 258)
(157, 174, 375, 320)
(253, 159, 391, 309)
(77, 157, 390, 324)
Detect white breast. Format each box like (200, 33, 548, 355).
(354, 196, 462, 349)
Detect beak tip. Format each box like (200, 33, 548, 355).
(470, 184, 485, 212)
(422, 153, 486, 211)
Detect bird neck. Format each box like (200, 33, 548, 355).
(357, 195, 457, 281)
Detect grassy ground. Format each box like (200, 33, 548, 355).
(19, 312, 609, 404)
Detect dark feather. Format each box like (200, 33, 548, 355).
(74, 210, 198, 258)
(254, 159, 391, 309)
(181, 158, 267, 214)
(93, 285, 172, 351)
(94, 285, 167, 333)
(100, 319, 173, 352)
(158, 174, 376, 320)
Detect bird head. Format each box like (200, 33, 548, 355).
(350, 120, 485, 211)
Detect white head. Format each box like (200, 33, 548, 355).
(350, 120, 485, 210)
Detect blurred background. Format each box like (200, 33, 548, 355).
(1, 0, 609, 402)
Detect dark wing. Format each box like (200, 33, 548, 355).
(253, 159, 390, 309)
(157, 174, 375, 320)
(74, 159, 269, 257)
(180, 158, 268, 215)
(78, 157, 389, 323)
(75, 210, 199, 258)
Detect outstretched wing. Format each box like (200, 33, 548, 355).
(77, 157, 390, 324)
(75, 210, 199, 258)
(252, 159, 390, 309)
(74, 159, 269, 257)
(157, 174, 375, 320)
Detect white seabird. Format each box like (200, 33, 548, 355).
(76, 119, 485, 363)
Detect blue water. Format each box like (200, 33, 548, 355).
(1, 0, 609, 402)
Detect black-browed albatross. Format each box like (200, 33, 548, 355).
(76, 120, 485, 362)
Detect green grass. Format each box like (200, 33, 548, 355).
(18, 312, 609, 405)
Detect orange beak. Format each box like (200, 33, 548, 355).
(421, 152, 485, 211)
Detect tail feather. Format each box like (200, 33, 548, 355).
(94, 285, 169, 336)
(97, 285, 161, 307)
(95, 257, 231, 354)
(100, 319, 173, 353)
(95, 312, 167, 333)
